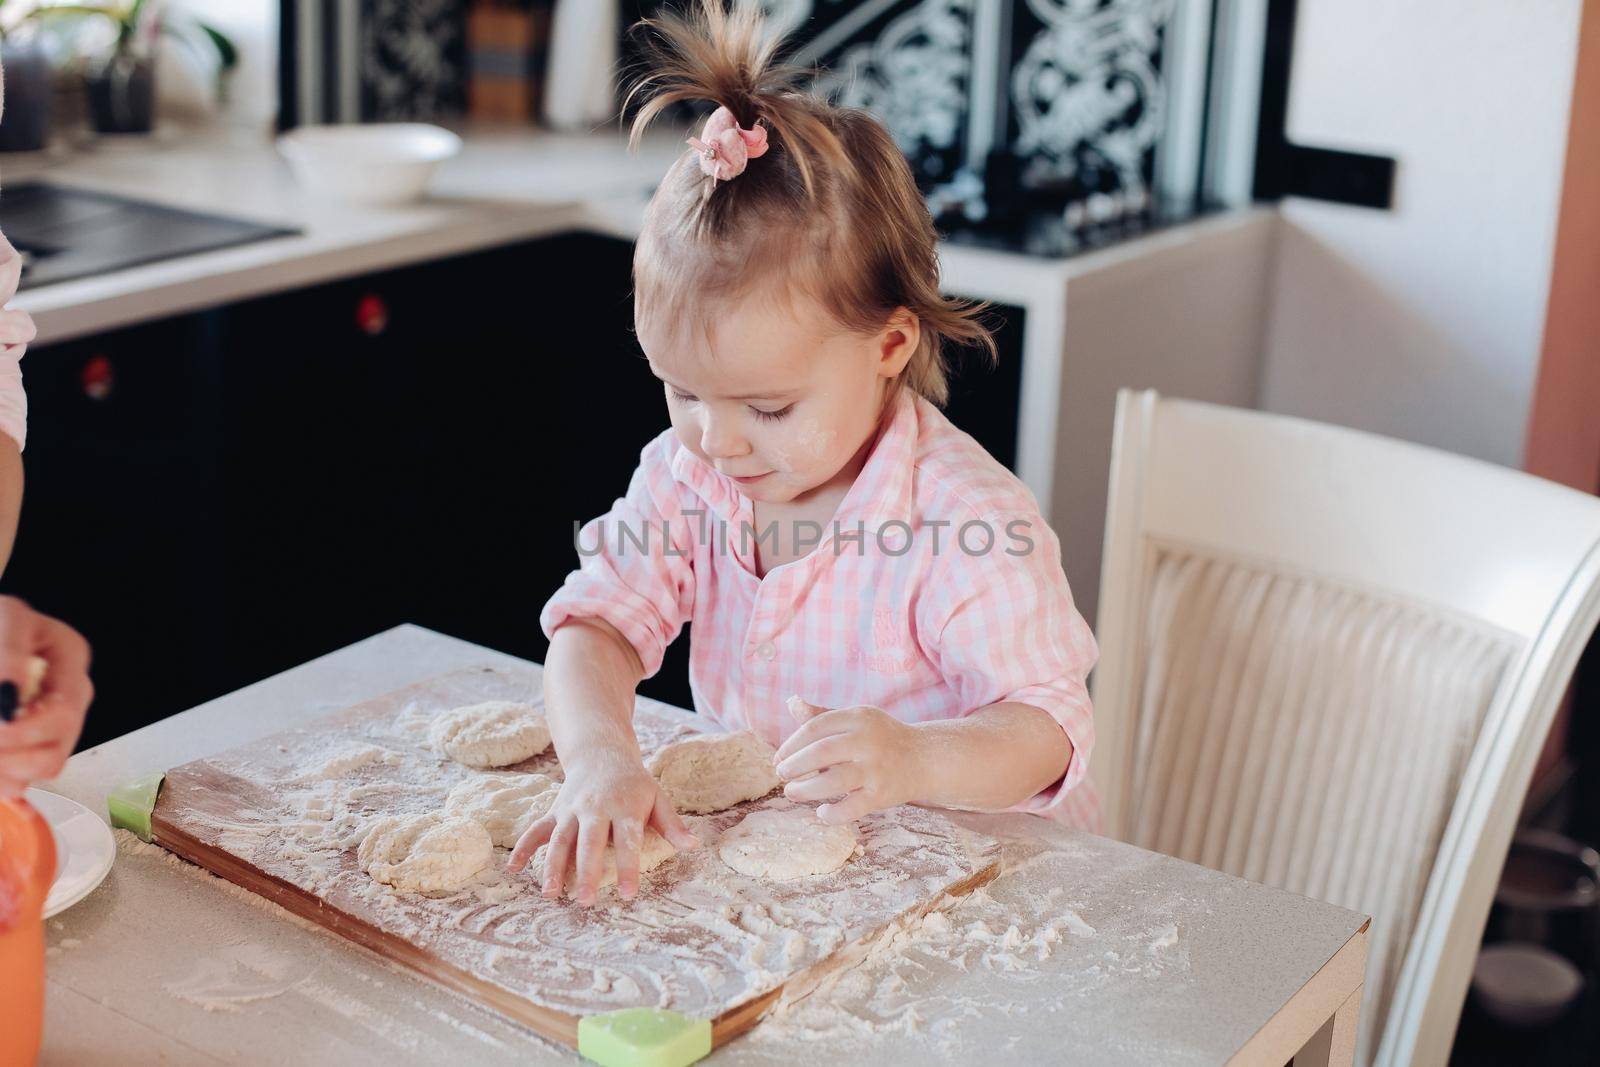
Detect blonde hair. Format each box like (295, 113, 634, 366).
(622, 0, 996, 407)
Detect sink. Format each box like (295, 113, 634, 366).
(0, 181, 299, 290)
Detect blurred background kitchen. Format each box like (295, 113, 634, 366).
(0, 2, 1595, 1062)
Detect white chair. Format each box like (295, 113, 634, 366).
(1092, 389, 1600, 1067)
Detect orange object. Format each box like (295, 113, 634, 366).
(0, 796, 55, 1066)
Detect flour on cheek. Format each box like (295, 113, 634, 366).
(769, 414, 838, 483)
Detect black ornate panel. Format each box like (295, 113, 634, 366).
(1005, 0, 1174, 206)
(622, 0, 976, 188)
(794, 0, 976, 186)
(360, 0, 469, 121)
(618, 1, 1192, 228)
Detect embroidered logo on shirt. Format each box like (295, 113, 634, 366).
(847, 608, 918, 674)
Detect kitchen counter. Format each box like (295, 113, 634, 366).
(2, 121, 1269, 348)
(2, 123, 689, 346)
(1, 122, 1275, 625)
(39, 624, 1367, 1065)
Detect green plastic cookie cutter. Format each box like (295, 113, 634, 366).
(577, 1007, 711, 1067)
(107, 772, 165, 841)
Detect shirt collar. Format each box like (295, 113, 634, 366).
(668, 387, 919, 530)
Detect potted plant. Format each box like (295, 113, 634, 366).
(34, 0, 236, 135)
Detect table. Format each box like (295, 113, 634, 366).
(39, 625, 1367, 1065)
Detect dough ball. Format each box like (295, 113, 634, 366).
(357, 813, 493, 894)
(532, 829, 677, 897)
(430, 700, 551, 768)
(444, 772, 558, 848)
(647, 730, 780, 814)
(717, 808, 857, 880)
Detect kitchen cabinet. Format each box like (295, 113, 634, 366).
(5, 232, 1027, 746)
(6, 314, 231, 747)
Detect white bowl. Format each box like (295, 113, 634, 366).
(277, 123, 462, 206)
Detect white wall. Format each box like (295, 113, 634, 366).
(188, 0, 277, 131)
(1258, 0, 1583, 468)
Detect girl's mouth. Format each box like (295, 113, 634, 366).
(729, 472, 770, 485)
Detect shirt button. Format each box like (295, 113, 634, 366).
(753, 641, 777, 662)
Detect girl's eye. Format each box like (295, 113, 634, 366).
(669, 389, 697, 404)
(750, 404, 795, 422)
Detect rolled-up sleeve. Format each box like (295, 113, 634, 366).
(924, 510, 1099, 825)
(539, 433, 696, 678)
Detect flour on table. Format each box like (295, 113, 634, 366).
(430, 700, 551, 768)
(533, 827, 677, 896)
(299, 744, 404, 781)
(648, 729, 780, 813)
(718, 807, 857, 879)
(444, 772, 558, 848)
(155, 667, 1002, 1029)
(357, 813, 493, 894)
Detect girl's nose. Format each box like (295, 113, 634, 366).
(700, 411, 748, 459)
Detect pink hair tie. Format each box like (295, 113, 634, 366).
(685, 105, 768, 185)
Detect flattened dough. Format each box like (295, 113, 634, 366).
(444, 772, 558, 848)
(357, 813, 493, 894)
(533, 829, 677, 896)
(430, 700, 551, 768)
(648, 730, 780, 814)
(718, 808, 857, 879)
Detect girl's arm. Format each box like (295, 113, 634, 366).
(777, 507, 1096, 825)
(907, 701, 1073, 810)
(544, 617, 648, 765)
(775, 698, 1072, 823)
(506, 618, 697, 903)
(512, 434, 701, 902)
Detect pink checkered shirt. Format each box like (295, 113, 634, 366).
(541, 388, 1100, 829)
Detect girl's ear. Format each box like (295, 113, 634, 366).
(876, 308, 920, 379)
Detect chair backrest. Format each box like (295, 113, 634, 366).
(1093, 390, 1600, 1067)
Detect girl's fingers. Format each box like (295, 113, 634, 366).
(816, 790, 875, 825)
(540, 818, 578, 898)
(571, 817, 612, 906)
(507, 813, 556, 872)
(772, 708, 855, 764)
(775, 733, 859, 782)
(649, 791, 699, 851)
(612, 819, 644, 900)
(782, 762, 865, 803)
(785, 694, 825, 724)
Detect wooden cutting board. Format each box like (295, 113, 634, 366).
(150, 666, 1001, 1052)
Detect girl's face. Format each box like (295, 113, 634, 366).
(637, 289, 918, 506)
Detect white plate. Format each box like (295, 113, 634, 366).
(25, 788, 116, 919)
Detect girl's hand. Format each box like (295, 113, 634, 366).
(773, 699, 928, 825)
(0, 598, 93, 800)
(506, 747, 698, 905)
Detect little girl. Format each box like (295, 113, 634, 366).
(508, 0, 1097, 905)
